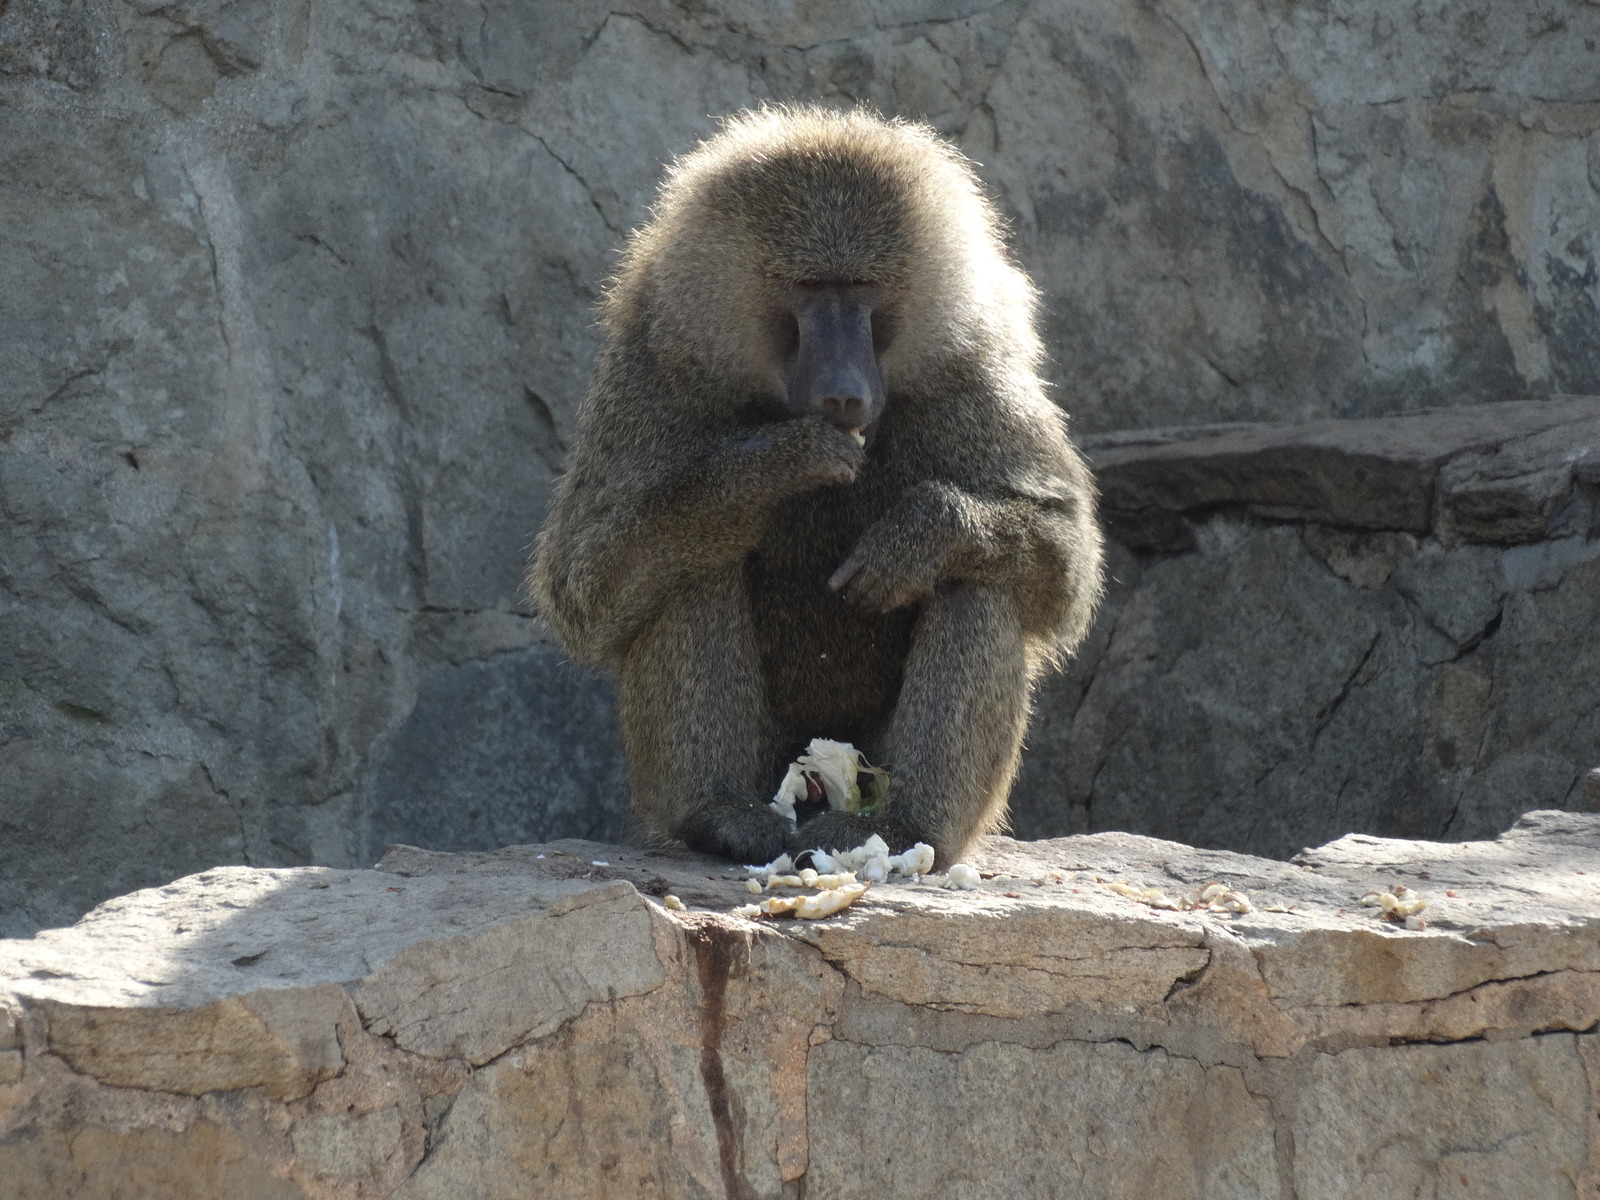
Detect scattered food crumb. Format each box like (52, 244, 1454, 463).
(1100, 878, 1253, 914)
(662, 895, 686, 911)
(737, 882, 870, 920)
(745, 853, 795, 882)
(746, 879, 763, 894)
(808, 837, 934, 884)
(1359, 884, 1428, 923)
(945, 863, 981, 890)
(590, 860, 609, 867)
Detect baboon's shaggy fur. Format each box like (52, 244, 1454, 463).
(531, 107, 1103, 866)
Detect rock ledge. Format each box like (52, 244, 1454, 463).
(3, 813, 1598, 1197)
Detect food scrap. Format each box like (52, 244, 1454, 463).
(734, 882, 871, 920)
(1100, 878, 1255, 914)
(1359, 884, 1428, 929)
(944, 863, 981, 890)
(770, 739, 890, 824)
(808, 835, 935, 883)
(661, 895, 686, 911)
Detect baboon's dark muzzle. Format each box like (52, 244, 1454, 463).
(786, 294, 884, 431)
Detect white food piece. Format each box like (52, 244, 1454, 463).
(745, 853, 794, 882)
(806, 839, 934, 885)
(887, 842, 936, 877)
(1104, 880, 1184, 911)
(746, 879, 763, 894)
(770, 764, 808, 824)
(848, 429, 866, 446)
(1359, 887, 1428, 919)
(798, 867, 819, 886)
(945, 863, 981, 890)
(733, 903, 762, 918)
(751, 882, 871, 920)
(1404, 914, 1427, 930)
(769, 738, 862, 826)
(1151, 879, 1259, 914)
(662, 895, 686, 911)
(857, 834, 890, 861)
(861, 856, 890, 884)
(796, 882, 869, 918)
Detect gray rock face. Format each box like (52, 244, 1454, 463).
(3, 0, 1599, 931)
(3, 816, 1599, 1197)
(1011, 397, 1600, 858)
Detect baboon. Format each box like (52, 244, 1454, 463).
(530, 106, 1103, 868)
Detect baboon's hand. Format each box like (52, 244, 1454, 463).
(740, 413, 864, 494)
(828, 512, 943, 613)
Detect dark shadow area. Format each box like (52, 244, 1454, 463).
(363, 646, 631, 861)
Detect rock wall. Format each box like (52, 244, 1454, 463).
(1010, 396, 1600, 858)
(3, 0, 1599, 932)
(3, 814, 1599, 1197)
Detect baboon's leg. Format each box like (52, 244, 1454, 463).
(617, 560, 791, 864)
(795, 583, 1031, 867)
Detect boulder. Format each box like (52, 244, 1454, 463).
(2, 814, 1598, 1197)
(1011, 397, 1600, 858)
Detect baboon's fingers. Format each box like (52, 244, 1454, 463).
(832, 552, 927, 613)
(827, 554, 865, 593)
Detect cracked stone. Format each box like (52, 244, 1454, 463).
(2, 816, 1597, 1195)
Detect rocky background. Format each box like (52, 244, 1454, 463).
(2, 0, 1598, 934)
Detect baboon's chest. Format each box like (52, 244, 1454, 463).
(746, 486, 915, 742)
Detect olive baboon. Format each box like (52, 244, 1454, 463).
(531, 106, 1103, 867)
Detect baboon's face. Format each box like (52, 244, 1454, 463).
(778, 279, 889, 434)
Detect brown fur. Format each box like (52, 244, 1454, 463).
(530, 106, 1104, 867)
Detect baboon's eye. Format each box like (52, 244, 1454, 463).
(872, 308, 897, 353)
(795, 278, 876, 290)
(774, 310, 800, 357)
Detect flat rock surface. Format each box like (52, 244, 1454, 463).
(2, 815, 1598, 1197)
(1085, 396, 1600, 546)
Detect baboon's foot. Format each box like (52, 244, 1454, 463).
(677, 802, 794, 866)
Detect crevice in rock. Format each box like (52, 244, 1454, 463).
(686, 920, 757, 1200)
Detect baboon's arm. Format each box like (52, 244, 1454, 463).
(533, 413, 862, 667)
(829, 475, 1103, 650)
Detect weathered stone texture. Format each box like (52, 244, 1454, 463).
(1011, 398, 1600, 859)
(2, 815, 1598, 1197)
(4, 0, 1599, 932)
